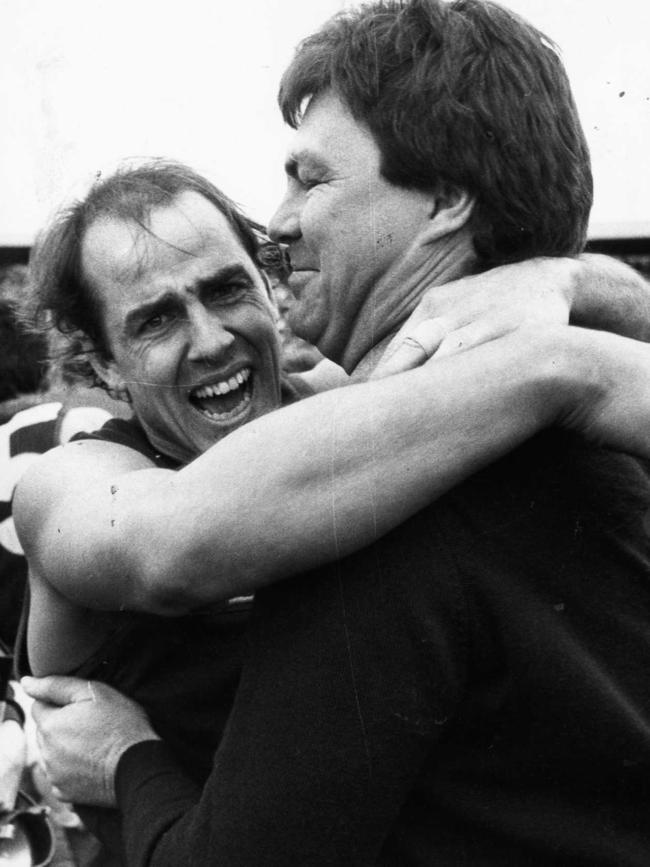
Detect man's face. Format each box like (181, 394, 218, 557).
(82, 191, 282, 465)
(268, 90, 435, 369)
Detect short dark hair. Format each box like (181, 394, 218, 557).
(279, 0, 593, 267)
(27, 159, 271, 389)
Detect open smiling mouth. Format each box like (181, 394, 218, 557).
(189, 367, 253, 421)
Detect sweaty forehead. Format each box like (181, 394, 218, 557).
(81, 192, 252, 288)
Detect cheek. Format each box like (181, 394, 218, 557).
(127, 343, 180, 392)
(302, 196, 344, 247)
(238, 299, 280, 343)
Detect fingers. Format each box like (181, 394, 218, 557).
(373, 319, 448, 378)
(21, 675, 94, 707)
(434, 319, 504, 359)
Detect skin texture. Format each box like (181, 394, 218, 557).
(268, 90, 475, 372)
(86, 191, 283, 466)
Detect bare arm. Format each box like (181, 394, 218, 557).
(21, 325, 650, 841)
(15, 338, 583, 617)
(374, 254, 650, 376)
(571, 253, 650, 339)
(555, 325, 650, 457)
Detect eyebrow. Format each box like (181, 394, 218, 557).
(123, 292, 180, 335)
(193, 263, 253, 294)
(123, 263, 254, 334)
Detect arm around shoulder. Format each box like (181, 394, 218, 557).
(13, 439, 178, 615)
(572, 253, 650, 340)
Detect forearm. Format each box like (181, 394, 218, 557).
(18, 327, 595, 616)
(130, 334, 572, 610)
(571, 253, 650, 339)
(374, 254, 650, 379)
(557, 326, 650, 457)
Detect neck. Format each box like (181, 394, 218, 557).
(348, 335, 395, 383)
(343, 235, 475, 379)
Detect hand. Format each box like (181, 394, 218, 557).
(21, 675, 159, 808)
(0, 719, 26, 811)
(372, 257, 577, 377)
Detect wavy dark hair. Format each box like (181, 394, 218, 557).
(279, 0, 593, 268)
(27, 159, 280, 389)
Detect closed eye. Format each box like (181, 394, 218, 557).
(297, 171, 324, 191)
(285, 153, 329, 191)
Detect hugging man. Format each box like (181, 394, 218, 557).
(21, 1, 650, 864)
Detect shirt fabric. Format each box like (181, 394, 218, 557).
(115, 431, 650, 866)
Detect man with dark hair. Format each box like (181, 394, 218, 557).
(278, 0, 591, 268)
(273, 0, 595, 374)
(19, 3, 650, 864)
(14, 149, 633, 851)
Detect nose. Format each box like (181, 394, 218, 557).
(268, 190, 301, 245)
(187, 309, 235, 364)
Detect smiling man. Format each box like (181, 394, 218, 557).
(17, 2, 650, 863)
(275, 92, 458, 372)
(15, 156, 628, 862)
(80, 191, 282, 466)
(21, 160, 542, 705)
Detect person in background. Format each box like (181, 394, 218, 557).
(0, 294, 115, 861)
(0, 298, 113, 649)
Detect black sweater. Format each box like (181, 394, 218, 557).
(116, 431, 650, 865)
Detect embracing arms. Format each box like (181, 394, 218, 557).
(18, 319, 650, 859)
(375, 253, 650, 374)
(14, 255, 650, 618)
(13, 330, 575, 617)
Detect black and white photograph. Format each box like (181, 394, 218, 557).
(1, 1, 650, 864)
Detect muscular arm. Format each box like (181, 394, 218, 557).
(28, 509, 463, 866)
(374, 254, 650, 376)
(14, 334, 580, 617)
(571, 253, 650, 339)
(23, 324, 650, 862)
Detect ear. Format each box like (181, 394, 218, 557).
(89, 352, 130, 401)
(421, 185, 475, 245)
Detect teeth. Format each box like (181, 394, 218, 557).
(202, 390, 252, 420)
(193, 368, 251, 399)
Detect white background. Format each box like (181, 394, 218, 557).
(1, 0, 648, 245)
